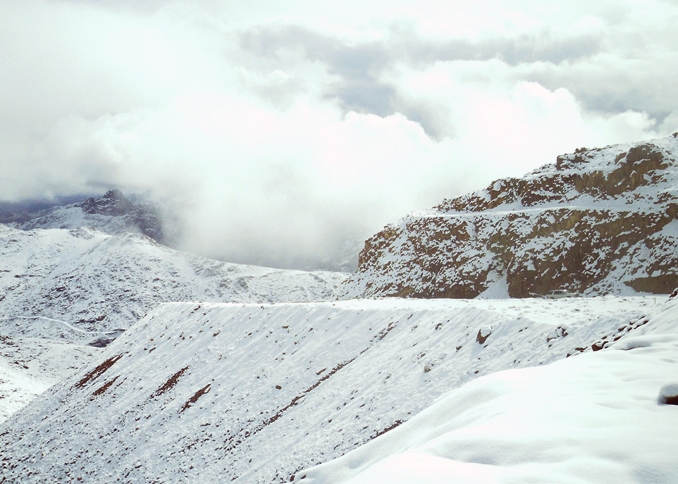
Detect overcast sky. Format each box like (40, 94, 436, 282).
(1, 0, 677, 269)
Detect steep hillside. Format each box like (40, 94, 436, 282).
(0, 296, 661, 482)
(340, 134, 678, 299)
(302, 294, 678, 483)
(0, 224, 346, 422)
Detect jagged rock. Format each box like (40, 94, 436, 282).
(658, 384, 678, 405)
(6, 189, 165, 243)
(81, 189, 135, 216)
(79, 190, 164, 241)
(339, 135, 678, 299)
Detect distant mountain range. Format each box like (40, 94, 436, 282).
(2, 189, 165, 242)
(0, 189, 362, 273)
(339, 134, 678, 299)
(0, 224, 346, 335)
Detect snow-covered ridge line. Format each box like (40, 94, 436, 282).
(0, 224, 347, 335)
(0, 296, 660, 482)
(340, 134, 678, 300)
(300, 295, 678, 483)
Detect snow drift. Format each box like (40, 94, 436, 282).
(300, 295, 678, 483)
(0, 296, 661, 482)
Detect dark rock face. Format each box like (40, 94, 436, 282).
(80, 190, 164, 242)
(339, 136, 678, 299)
(3, 190, 165, 244)
(81, 189, 134, 216)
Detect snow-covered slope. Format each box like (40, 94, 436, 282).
(0, 224, 347, 334)
(0, 223, 346, 422)
(6, 189, 165, 242)
(340, 134, 678, 299)
(301, 294, 678, 484)
(0, 333, 101, 423)
(0, 296, 662, 482)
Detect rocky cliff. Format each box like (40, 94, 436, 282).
(339, 134, 678, 299)
(9, 189, 165, 242)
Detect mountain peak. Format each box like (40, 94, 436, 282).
(340, 134, 678, 299)
(81, 189, 135, 216)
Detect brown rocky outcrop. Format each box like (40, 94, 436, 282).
(339, 135, 678, 299)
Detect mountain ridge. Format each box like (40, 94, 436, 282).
(5, 189, 165, 243)
(339, 133, 678, 299)
(0, 296, 659, 482)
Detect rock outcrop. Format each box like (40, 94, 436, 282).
(339, 134, 678, 299)
(7, 189, 165, 243)
(80, 189, 163, 241)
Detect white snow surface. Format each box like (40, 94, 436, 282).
(0, 334, 100, 423)
(301, 296, 678, 483)
(0, 224, 347, 334)
(0, 295, 668, 482)
(0, 223, 346, 423)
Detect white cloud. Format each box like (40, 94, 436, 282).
(1, 0, 677, 268)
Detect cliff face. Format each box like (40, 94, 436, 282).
(4, 190, 165, 243)
(340, 134, 678, 299)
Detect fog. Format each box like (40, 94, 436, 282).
(1, 0, 677, 269)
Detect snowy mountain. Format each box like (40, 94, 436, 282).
(0, 295, 664, 482)
(339, 134, 678, 299)
(0, 224, 346, 334)
(301, 293, 678, 483)
(5, 189, 165, 242)
(2, 134, 677, 483)
(0, 223, 346, 422)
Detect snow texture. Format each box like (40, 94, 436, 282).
(301, 295, 678, 483)
(0, 224, 347, 334)
(0, 296, 666, 482)
(0, 223, 346, 423)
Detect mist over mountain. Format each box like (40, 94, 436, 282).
(1, 189, 360, 271)
(2, 1, 678, 273)
(2, 1, 678, 481)
(340, 134, 678, 299)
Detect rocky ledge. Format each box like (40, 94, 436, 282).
(339, 133, 678, 299)
(80, 189, 164, 242)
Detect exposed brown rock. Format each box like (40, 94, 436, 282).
(340, 137, 678, 299)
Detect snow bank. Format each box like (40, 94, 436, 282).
(0, 296, 661, 482)
(299, 297, 678, 483)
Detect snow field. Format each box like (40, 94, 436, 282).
(0, 296, 661, 482)
(301, 296, 678, 483)
(0, 223, 346, 425)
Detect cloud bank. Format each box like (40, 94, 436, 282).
(1, 0, 677, 269)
